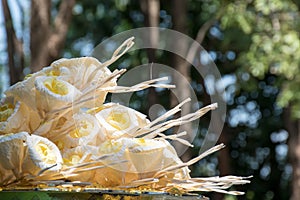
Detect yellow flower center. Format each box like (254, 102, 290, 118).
(137, 138, 146, 145)
(99, 140, 122, 154)
(106, 110, 130, 130)
(47, 70, 60, 77)
(63, 154, 82, 166)
(0, 103, 15, 122)
(24, 73, 33, 80)
(43, 78, 69, 95)
(69, 120, 93, 138)
(35, 142, 56, 164)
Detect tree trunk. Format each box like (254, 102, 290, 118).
(2, 0, 25, 84)
(285, 107, 300, 200)
(2, 0, 76, 84)
(170, 0, 193, 160)
(30, 0, 51, 71)
(170, 1, 217, 161)
(140, 0, 160, 109)
(30, 0, 76, 72)
(170, 0, 189, 107)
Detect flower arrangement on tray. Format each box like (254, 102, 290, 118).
(0, 37, 250, 196)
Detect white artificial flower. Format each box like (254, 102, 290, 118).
(50, 57, 110, 88)
(98, 138, 186, 174)
(125, 138, 169, 174)
(4, 67, 53, 110)
(50, 57, 116, 107)
(127, 137, 190, 179)
(62, 146, 95, 182)
(34, 76, 82, 112)
(51, 113, 103, 150)
(0, 132, 28, 178)
(22, 134, 63, 176)
(0, 100, 41, 135)
(93, 137, 190, 186)
(93, 138, 138, 187)
(95, 103, 150, 139)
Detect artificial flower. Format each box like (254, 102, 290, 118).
(95, 103, 149, 139)
(34, 76, 82, 113)
(62, 146, 95, 181)
(0, 99, 41, 135)
(93, 137, 190, 187)
(50, 113, 103, 150)
(22, 134, 63, 176)
(0, 132, 28, 178)
(4, 67, 53, 110)
(49, 57, 117, 107)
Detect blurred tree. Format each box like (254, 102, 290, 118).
(1, 0, 75, 84)
(1, 0, 24, 84)
(220, 0, 300, 199)
(30, 0, 75, 71)
(140, 0, 160, 108)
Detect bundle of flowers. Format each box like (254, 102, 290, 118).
(0, 37, 250, 195)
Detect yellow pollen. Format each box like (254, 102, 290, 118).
(137, 138, 146, 145)
(69, 120, 93, 138)
(106, 110, 130, 130)
(63, 154, 82, 166)
(47, 70, 60, 77)
(24, 74, 33, 80)
(43, 78, 68, 95)
(35, 142, 56, 164)
(0, 103, 15, 122)
(100, 140, 122, 154)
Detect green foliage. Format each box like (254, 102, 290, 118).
(194, 0, 299, 198)
(221, 0, 300, 118)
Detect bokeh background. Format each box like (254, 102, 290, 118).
(1, 1, 300, 199)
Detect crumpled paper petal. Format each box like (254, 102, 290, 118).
(0, 132, 28, 178)
(93, 137, 190, 187)
(62, 146, 95, 182)
(22, 134, 63, 176)
(0, 100, 41, 135)
(50, 113, 103, 150)
(95, 103, 150, 139)
(50, 57, 116, 107)
(34, 76, 82, 113)
(4, 66, 53, 110)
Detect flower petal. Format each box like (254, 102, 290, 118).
(4, 67, 53, 109)
(34, 76, 82, 112)
(95, 103, 150, 139)
(50, 57, 115, 90)
(22, 134, 63, 176)
(0, 132, 28, 178)
(0, 100, 41, 135)
(51, 113, 103, 150)
(61, 146, 95, 182)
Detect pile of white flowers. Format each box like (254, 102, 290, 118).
(0, 38, 250, 195)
